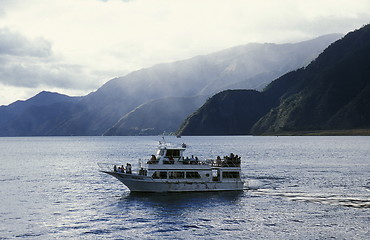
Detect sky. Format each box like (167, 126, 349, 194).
(0, 0, 369, 106)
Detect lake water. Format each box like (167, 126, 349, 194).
(0, 136, 369, 239)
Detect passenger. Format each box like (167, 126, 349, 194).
(118, 167, 122, 173)
(190, 155, 195, 165)
(223, 156, 229, 166)
(113, 165, 117, 172)
(236, 155, 241, 166)
(121, 165, 125, 173)
(126, 163, 131, 174)
(169, 156, 174, 164)
(216, 156, 222, 166)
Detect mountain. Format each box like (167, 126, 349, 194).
(177, 90, 275, 135)
(0, 91, 81, 136)
(177, 25, 370, 135)
(104, 95, 207, 136)
(252, 25, 370, 134)
(0, 34, 341, 136)
(51, 34, 340, 136)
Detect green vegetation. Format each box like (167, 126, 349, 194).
(178, 24, 370, 136)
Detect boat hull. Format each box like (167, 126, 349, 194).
(103, 171, 244, 192)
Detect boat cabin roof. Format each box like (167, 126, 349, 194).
(156, 145, 185, 158)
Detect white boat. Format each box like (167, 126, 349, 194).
(98, 141, 244, 192)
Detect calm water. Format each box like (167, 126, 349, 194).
(0, 136, 369, 239)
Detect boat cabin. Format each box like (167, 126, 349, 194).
(147, 144, 187, 165)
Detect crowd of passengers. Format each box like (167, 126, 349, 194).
(147, 155, 200, 165)
(216, 153, 241, 167)
(113, 163, 132, 174)
(112, 153, 241, 174)
(146, 153, 241, 166)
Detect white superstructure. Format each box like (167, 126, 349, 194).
(98, 141, 244, 192)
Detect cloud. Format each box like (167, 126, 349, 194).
(0, 28, 102, 91)
(0, 0, 369, 105)
(0, 28, 51, 57)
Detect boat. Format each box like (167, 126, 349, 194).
(98, 141, 244, 192)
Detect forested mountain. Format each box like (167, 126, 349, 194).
(177, 25, 370, 135)
(177, 90, 274, 135)
(51, 34, 339, 136)
(0, 34, 341, 136)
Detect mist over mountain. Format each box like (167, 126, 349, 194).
(0, 34, 341, 136)
(177, 25, 370, 135)
(104, 95, 207, 136)
(0, 91, 81, 136)
(252, 25, 370, 134)
(54, 34, 340, 136)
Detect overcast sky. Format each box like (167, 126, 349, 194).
(0, 0, 369, 105)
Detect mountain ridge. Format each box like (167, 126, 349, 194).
(0, 91, 82, 136)
(176, 25, 370, 135)
(0, 34, 342, 136)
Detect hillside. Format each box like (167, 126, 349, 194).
(177, 25, 370, 135)
(0, 91, 81, 136)
(104, 95, 207, 136)
(55, 34, 340, 136)
(0, 34, 341, 136)
(177, 90, 275, 135)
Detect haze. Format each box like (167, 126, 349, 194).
(0, 0, 369, 105)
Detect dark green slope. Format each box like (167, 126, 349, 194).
(252, 24, 370, 134)
(178, 90, 275, 135)
(177, 24, 370, 135)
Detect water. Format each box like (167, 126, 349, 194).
(0, 136, 369, 239)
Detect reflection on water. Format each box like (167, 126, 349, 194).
(112, 191, 246, 238)
(118, 191, 244, 216)
(122, 191, 244, 204)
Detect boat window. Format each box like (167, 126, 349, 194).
(166, 149, 180, 157)
(152, 171, 167, 179)
(222, 172, 240, 178)
(168, 172, 185, 179)
(186, 172, 201, 179)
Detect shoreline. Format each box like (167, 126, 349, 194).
(264, 129, 370, 136)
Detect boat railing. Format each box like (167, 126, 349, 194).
(97, 163, 134, 173)
(98, 162, 147, 175)
(210, 158, 241, 167)
(146, 158, 241, 167)
(178, 158, 241, 167)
